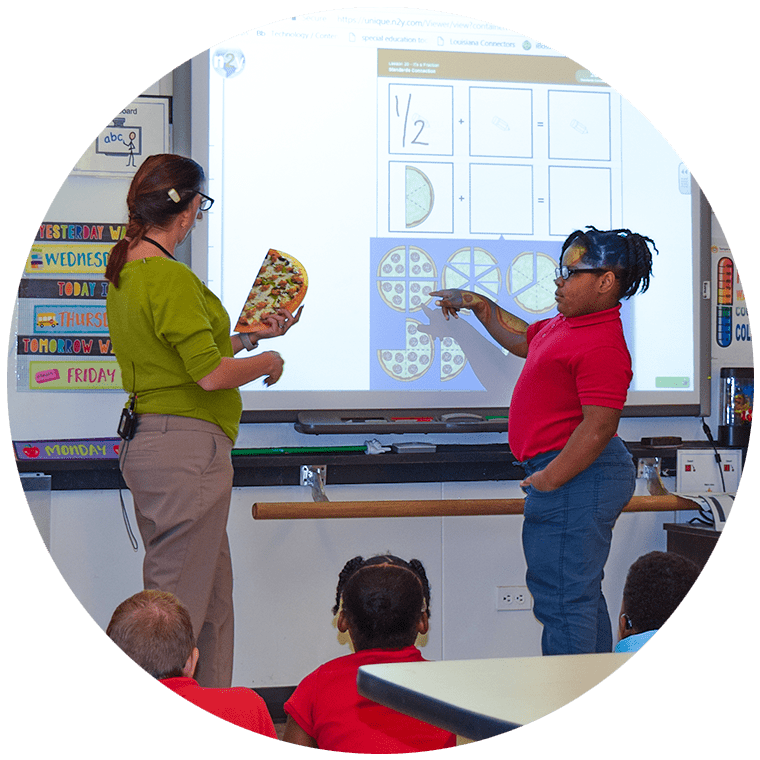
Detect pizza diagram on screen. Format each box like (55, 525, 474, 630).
(507, 251, 558, 313)
(441, 247, 501, 300)
(440, 336, 466, 381)
(377, 318, 435, 381)
(405, 165, 434, 228)
(377, 246, 438, 312)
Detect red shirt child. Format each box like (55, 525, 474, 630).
(283, 554, 457, 754)
(284, 646, 456, 753)
(508, 304, 632, 462)
(161, 676, 278, 738)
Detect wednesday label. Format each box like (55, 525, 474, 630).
(26, 244, 114, 275)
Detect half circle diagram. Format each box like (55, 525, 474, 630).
(405, 165, 434, 228)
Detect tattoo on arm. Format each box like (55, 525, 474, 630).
(495, 307, 528, 336)
(473, 298, 529, 355)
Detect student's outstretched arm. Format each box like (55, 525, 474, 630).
(429, 289, 529, 358)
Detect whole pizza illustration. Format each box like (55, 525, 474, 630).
(377, 246, 437, 312)
(442, 246, 501, 301)
(507, 251, 557, 314)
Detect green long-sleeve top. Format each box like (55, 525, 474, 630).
(106, 257, 242, 442)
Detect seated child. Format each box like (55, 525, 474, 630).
(615, 550, 701, 653)
(107, 590, 277, 738)
(283, 554, 458, 753)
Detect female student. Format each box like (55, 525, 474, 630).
(283, 554, 457, 753)
(430, 226, 656, 655)
(105, 154, 301, 687)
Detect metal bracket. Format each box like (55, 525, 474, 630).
(637, 457, 668, 496)
(300, 465, 329, 502)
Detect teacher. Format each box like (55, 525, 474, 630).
(105, 154, 300, 687)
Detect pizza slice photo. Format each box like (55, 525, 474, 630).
(235, 249, 308, 333)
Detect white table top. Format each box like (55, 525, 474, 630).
(357, 652, 634, 741)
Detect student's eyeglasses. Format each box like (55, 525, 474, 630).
(198, 192, 215, 211)
(554, 266, 611, 281)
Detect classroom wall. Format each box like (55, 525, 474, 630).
(8, 72, 746, 689)
(45, 456, 678, 687)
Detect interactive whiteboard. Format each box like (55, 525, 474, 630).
(190, 9, 709, 421)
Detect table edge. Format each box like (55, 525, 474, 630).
(356, 666, 520, 741)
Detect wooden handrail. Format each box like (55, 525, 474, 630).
(252, 494, 700, 520)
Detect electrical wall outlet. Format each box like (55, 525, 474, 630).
(496, 586, 532, 611)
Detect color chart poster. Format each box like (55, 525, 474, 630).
(712, 239, 752, 365)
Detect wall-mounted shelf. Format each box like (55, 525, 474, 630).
(14, 439, 735, 491)
(294, 410, 508, 435)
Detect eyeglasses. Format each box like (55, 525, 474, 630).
(554, 266, 610, 281)
(198, 192, 215, 211)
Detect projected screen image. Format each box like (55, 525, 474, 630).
(192, 9, 706, 418)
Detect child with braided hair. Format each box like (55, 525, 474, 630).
(431, 226, 657, 656)
(283, 554, 457, 753)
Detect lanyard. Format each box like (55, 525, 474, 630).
(143, 236, 177, 260)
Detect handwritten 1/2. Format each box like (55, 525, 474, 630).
(395, 93, 429, 148)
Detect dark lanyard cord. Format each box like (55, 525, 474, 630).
(118, 438, 139, 552)
(143, 236, 177, 260)
(117, 362, 139, 551)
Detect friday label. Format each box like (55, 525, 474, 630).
(28, 360, 122, 390)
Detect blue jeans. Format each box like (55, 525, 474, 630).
(520, 437, 636, 655)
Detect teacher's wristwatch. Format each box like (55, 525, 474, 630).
(238, 333, 258, 351)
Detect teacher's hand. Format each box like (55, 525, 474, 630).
(258, 306, 304, 339)
(262, 351, 285, 387)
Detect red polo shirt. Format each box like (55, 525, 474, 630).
(160, 677, 278, 738)
(284, 646, 457, 753)
(508, 305, 632, 462)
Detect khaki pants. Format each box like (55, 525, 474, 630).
(121, 414, 234, 687)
